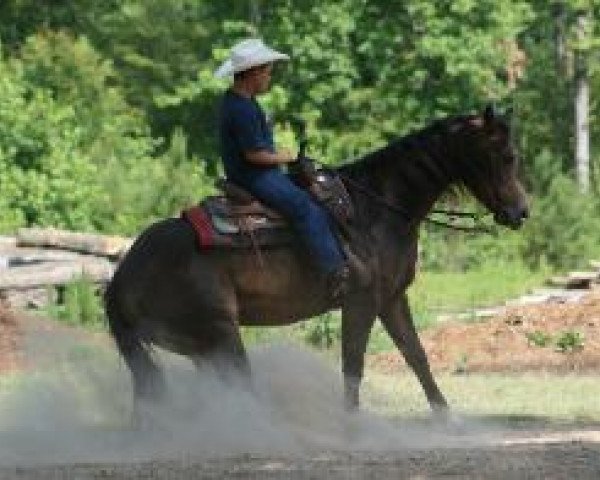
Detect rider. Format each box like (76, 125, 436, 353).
(215, 38, 349, 300)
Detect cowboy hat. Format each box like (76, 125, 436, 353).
(214, 38, 289, 79)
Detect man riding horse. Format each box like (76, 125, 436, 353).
(106, 38, 528, 423)
(215, 38, 350, 301)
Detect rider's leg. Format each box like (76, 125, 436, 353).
(242, 169, 348, 296)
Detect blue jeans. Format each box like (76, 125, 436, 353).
(233, 168, 345, 274)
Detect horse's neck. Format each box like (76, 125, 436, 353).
(345, 135, 456, 229)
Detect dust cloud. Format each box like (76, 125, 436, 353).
(0, 341, 498, 466)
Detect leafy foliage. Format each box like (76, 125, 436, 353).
(519, 174, 600, 269)
(45, 277, 105, 328)
(526, 330, 553, 348)
(0, 0, 599, 271)
(555, 330, 585, 353)
(0, 33, 212, 234)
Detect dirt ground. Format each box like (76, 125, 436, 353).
(1, 291, 600, 478)
(369, 285, 600, 375)
(0, 440, 599, 479)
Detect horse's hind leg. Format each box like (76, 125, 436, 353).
(116, 329, 166, 427)
(192, 321, 252, 390)
(106, 281, 166, 427)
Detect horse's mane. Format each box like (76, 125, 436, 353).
(339, 114, 475, 195)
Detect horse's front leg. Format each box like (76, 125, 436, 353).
(380, 293, 449, 414)
(341, 292, 376, 411)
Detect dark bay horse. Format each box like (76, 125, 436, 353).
(105, 106, 528, 419)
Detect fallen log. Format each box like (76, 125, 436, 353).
(16, 228, 131, 258)
(0, 259, 114, 290)
(568, 270, 600, 279)
(0, 248, 92, 266)
(0, 236, 17, 249)
(546, 272, 597, 289)
(509, 288, 588, 305)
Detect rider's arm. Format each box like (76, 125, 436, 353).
(245, 149, 295, 165)
(228, 101, 295, 166)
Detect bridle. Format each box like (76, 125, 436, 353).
(295, 119, 496, 234)
(332, 169, 496, 234)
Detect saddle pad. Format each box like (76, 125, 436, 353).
(181, 203, 295, 250)
(181, 205, 214, 250)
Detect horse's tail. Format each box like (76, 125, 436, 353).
(104, 275, 146, 363)
(105, 273, 165, 409)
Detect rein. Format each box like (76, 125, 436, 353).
(335, 171, 495, 234)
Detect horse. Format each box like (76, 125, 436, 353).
(105, 106, 528, 421)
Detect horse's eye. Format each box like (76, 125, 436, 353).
(499, 145, 516, 164)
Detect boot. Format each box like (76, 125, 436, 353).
(327, 263, 351, 302)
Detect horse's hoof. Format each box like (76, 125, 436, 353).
(432, 408, 469, 434)
(131, 411, 149, 431)
(444, 412, 467, 430)
(430, 404, 452, 423)
(131, 405, 161, 432)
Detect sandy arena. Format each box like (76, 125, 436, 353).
(1, 294, 599, 479)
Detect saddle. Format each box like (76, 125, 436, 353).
(182, 167, 354, 250)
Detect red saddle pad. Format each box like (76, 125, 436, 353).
(181, 205, 214, 250)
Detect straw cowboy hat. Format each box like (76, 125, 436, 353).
(214, 38, 289, 79)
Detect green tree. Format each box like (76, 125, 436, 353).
(1, 0, 599, 270)
(0, 33, 212, 233)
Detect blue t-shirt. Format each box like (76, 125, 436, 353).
(219, 89, 276, 184)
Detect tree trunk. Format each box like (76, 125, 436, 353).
(553, 2, 568, 75)
(551, 2, 570, 164)
(249, 0, 261, 31)
(574, 10, 590, 194)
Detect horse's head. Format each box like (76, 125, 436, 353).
(458, 105, 529, 229)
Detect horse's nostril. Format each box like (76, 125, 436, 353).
(521, 208, 529, 219)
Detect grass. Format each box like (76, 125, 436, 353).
(362, 370, 600, 421)
(406, 261, 550, 329)
(0, 373, 27, 396)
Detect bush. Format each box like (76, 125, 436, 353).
(555, 330, 585, 353)
(419, 200, 525, 272)
(92, 128, 215, 235)
(0, 33, 215, 235)
(420, 169, 600, 273)
(519, 175, 600, 270)
(0, 33, 154, 232)
(47, 277, 105, 328)
(303, 312, 340, 349)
